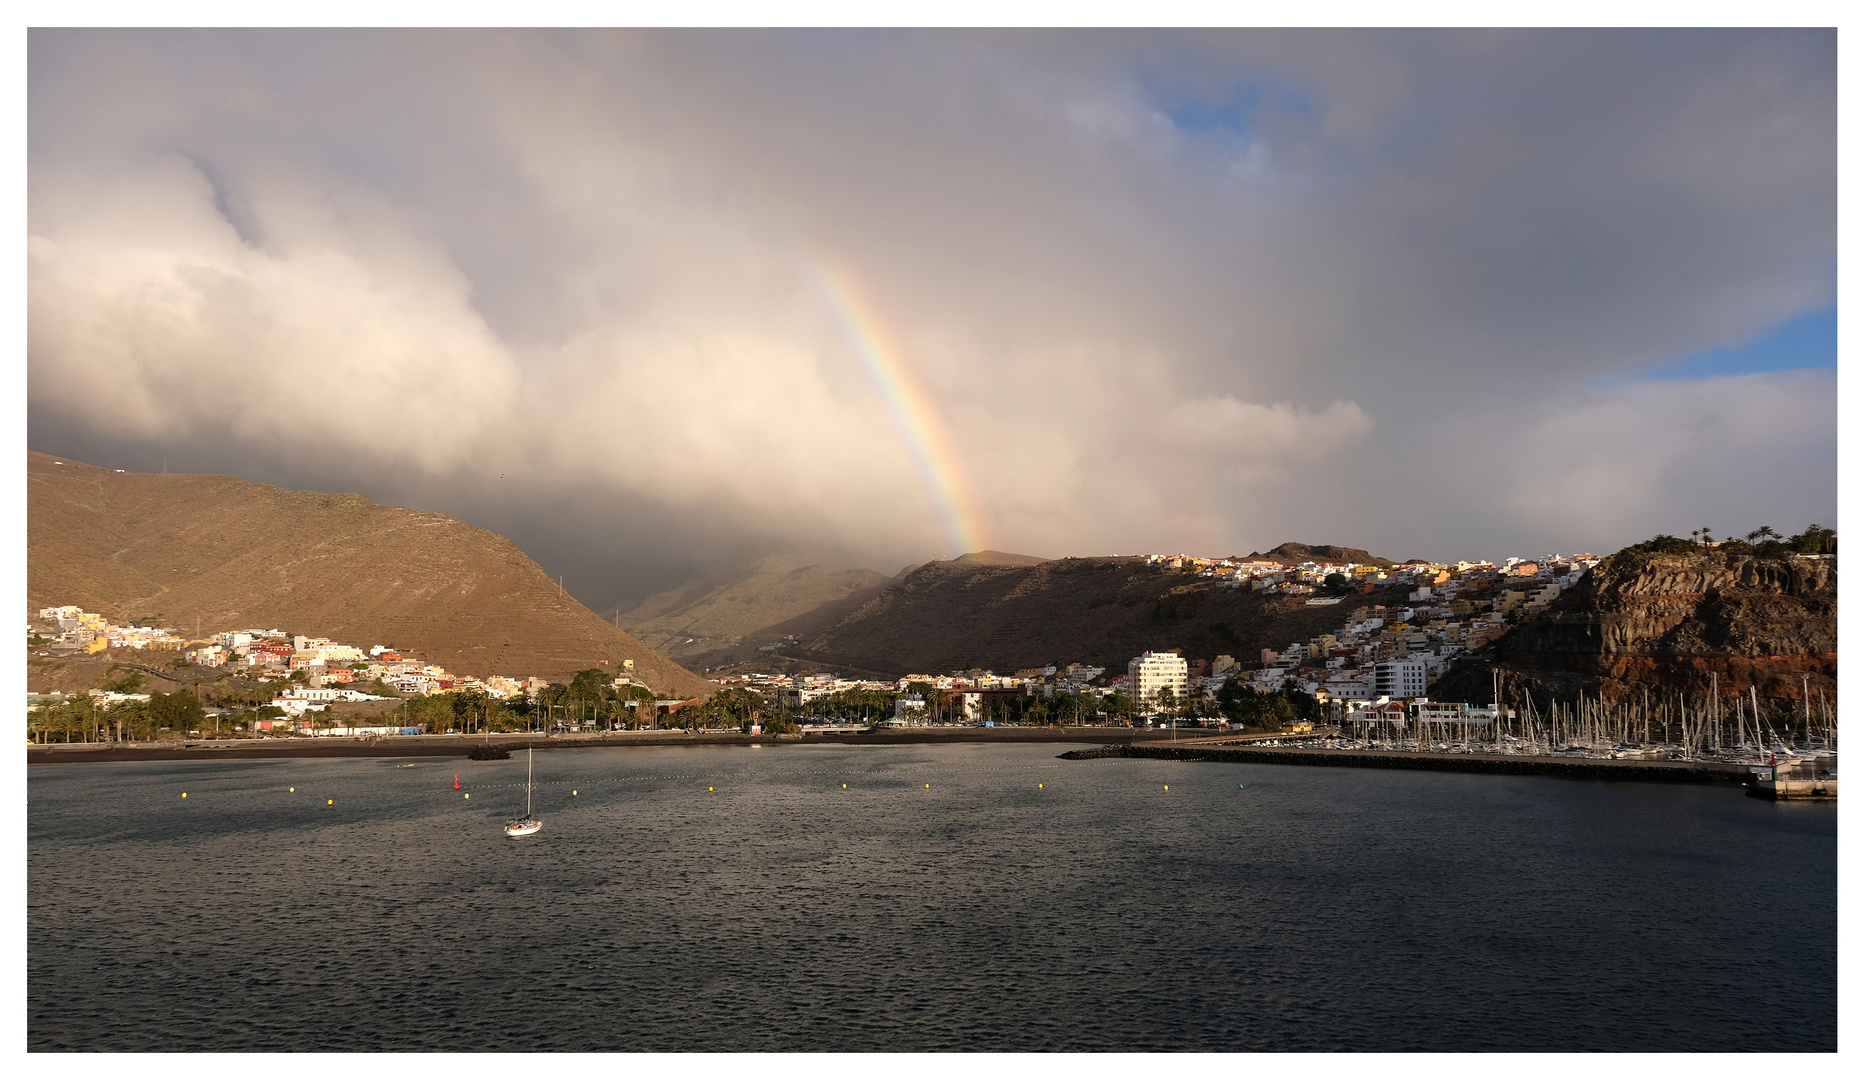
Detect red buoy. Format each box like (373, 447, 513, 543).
(453, 774, 461, 790)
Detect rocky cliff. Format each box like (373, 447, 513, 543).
(1435, 550, 1836, 711)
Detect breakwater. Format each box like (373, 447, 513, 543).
(1059, 742, 1750, 784)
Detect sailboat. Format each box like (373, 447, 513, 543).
(505, 747, 542, 837)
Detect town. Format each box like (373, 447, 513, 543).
(719, 549, 1602, 732)
(25, 607, 670, 740)
(26, 549, 1603, 743)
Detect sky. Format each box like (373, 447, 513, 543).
(26, 29, 1837, 613)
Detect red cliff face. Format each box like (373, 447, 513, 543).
(1466, 551, 1835, 711)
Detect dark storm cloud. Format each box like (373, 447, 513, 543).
(28, 29, 1835, 598)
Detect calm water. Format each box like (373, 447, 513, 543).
(28, 744, 1835, 1051)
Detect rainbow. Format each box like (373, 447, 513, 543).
(812, 261, 984, 557)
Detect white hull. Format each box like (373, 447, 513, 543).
(504, 747, 541, 837)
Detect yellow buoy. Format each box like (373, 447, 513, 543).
(463, 793, 469, 799)
(573, 790, 578, 796)
(708, 786, 714, 792)
(1163, 785, 1169, 792)
(181, 793, 187, 798)
(1037, 784, 1043, 789)
(925, 783, 930, 789)
(327, 799, 333, 805)
(289, 787, 295, 793)
(842, 783, 847, 789)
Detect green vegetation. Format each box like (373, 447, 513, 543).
(1214, 680, 1323, 733)
(28, 690, 208, 743)
(401, 689, 529, 733)
(516, 669, 660, 731)
(100, 666, 145, 695)
(795, 686, 901, 724)
(1621, 534, 1698, 556)
(1621, 524, 1835, 559)
(790, 684, 1112, 727)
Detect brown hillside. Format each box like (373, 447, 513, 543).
(26, 452, 712, 697)
(621, 553, 891, 662)
(1244, 542, 1394, 568)
(751, 555, 1411, 676)
(951, 550, 1049, 567)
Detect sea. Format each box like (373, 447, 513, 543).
(27, 743, 1836, 1052)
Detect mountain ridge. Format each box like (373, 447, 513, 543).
(698, 553, 1409, 677)
(26, 452, 713, 697)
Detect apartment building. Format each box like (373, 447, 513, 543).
(1373, 660, 1428, 700)
(1127, 651, 1189, 708)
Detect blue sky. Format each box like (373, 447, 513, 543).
(1643, 305, 1836, 380)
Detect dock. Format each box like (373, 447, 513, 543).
(1746, 757, 1839, 800)
(1059, 741, 1760, 785)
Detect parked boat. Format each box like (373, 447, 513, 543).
(505, 747, 542, 838)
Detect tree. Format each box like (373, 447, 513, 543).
(692, 687, 763, 731)
(101, 666, 145, 695)
(1622, 534, 1697, 557)
(1215, 678, 1318, 733)
(1790, 524, 1837, 555)
(145, 690, 205, 736)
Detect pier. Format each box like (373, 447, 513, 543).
(1747, 758, 1839, 800)
(1059, 741, 1759, 785)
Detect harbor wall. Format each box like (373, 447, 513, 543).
(1061, 742, 1752, 784)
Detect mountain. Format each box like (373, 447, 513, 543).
(950, 550, 1049, 567)
(1243, 542, 1394, 568)
(26, 452, 713, 698)
(1432, 548, 1836, 711)
(751, 553, 1409, 677)
(620, 552, 896, 662)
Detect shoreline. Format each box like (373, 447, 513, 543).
(26, 730, 1766, 786)
(25, 726, 1174, 764)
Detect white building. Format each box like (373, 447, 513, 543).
(1127, 651, 1189, 709)
(1373, 660, 1428, 700)
(1253, 668, 1291, 692)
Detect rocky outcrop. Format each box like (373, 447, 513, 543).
(1243, 542, 1394, 568)
(1436, 551, 1835, 711)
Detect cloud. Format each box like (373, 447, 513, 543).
(26, 29, 1836, 599)
(1493, 370, 1837, 546)
(30, 154, 524, 476)
(1165, 397, 1373, 460)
